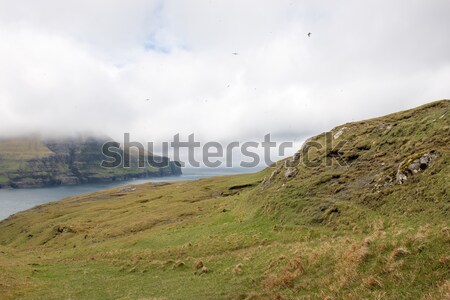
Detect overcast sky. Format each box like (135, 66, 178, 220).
(0, 0, 449, 155)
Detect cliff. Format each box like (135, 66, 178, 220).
(0, 135, 181, 188)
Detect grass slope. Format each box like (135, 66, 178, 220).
(0, 100, 448, 300)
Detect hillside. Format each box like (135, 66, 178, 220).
(0, 135, 181, 188)
(0, 100, 448, 299)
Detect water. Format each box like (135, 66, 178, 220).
(0, 167, 261, 221)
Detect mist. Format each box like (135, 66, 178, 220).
(1, 0, 449, 149)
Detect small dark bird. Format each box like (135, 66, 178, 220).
(227, 84, 230, 88)
(146, 99, 150, 101)
(307, 32, 312, 37)
(232, 52, 239, 55)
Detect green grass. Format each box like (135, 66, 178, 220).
(0, 100, 448, 299)
(0, 136, 54, 161)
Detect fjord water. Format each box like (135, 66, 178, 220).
(0, 167, 260, 221)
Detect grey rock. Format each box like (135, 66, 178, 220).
(396, 152, 439, 184)
(284, 167, 298, 179)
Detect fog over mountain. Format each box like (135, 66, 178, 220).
(1, 0, 449, 149)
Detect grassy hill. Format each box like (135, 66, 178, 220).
(0, 135, 181, 188)
(0, 100, 448, 299)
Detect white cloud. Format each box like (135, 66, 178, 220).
(0, 0, 449, 161)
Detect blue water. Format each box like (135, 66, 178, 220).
(0, 167, 261, 221)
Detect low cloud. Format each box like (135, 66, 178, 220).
(0, 0, 449, 156)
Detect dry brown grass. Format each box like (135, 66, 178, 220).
(0, 254, 36, 299)
(264, 253, 304, 290)
(363, 275, 383, 289)
(333, 242, 370, 288)
(194, 260, 204, 269)
(389, 246, 409, 260)
(421, 279, 450, 300)
(233, 263, 244, 275)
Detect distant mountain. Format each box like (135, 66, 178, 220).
(0, 135, 181, 188)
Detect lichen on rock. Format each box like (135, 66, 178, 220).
(396, 151, 439, 184)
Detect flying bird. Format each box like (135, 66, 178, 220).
(232, 52, 239, 55)
(307, 32, 312, 37)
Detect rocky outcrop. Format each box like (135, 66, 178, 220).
(284, 167, 298, 179)
(396, 152, 439, 184)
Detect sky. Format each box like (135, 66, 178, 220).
(0, 0, 449, 165)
